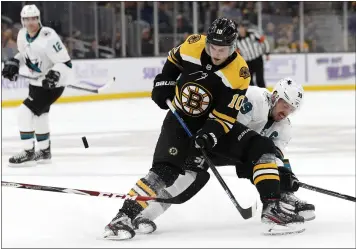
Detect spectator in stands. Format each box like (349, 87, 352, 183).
(274, 38, 292, 53)
(290, 40, 309, 52)
(85, 40, 98, 59)
(140, 2, 153, 25)
(309, 39, 325, 53)
(114, 32, 129, 57)
(176, 14, 192, 33)
(265, 22, 276, 50)
(141, 28, 154, 56)
(2, 28, 18, 61)
(99, 32, 111, 47)
(219, 2, 242, 23)
(71, 30, 86, 59)
(158, 2, 173, 33)
(242, 2, 257, 25)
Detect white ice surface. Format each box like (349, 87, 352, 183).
(1, 91, 355, 248)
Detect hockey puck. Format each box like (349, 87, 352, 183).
(82, 136, 89, 148)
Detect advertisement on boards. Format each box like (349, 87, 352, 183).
(2, 53, 354, 104)
(307, 53, 356, 84)
(63, 58, 166, 96)
(2, 58, 166, 100)
(264, 54, 305, 86)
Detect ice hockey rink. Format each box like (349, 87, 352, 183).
(2, 90, 355, 248)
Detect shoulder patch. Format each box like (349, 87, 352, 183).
(43, 30, 51, 37)
(239, 66, 250, 79)
(187, 34, 201, 44)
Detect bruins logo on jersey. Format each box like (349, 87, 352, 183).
(239, 66, 251, 79)
(187, 34, 201, 44)
(180, 82, 212, 116)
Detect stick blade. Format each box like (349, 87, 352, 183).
(240, 200, 258, 219)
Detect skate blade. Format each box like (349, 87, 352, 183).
(8, 161, 37, 168)
(101, 230, 134, 241)
(262, 223, 306, 236)
(36, 159, 52, 164)
(135, 223, 156, 234)
(299, 210, 315, 221)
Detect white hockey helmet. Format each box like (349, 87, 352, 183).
(20, 4, 42, 28)
(271, 77, 304, 112)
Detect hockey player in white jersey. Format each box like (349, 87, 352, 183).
(2, 4, 72, 166)
(103, 78, 313, 239)
(233, 78, 315, 221)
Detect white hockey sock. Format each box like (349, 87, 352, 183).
(35, 113, 50, 150)
(18, 104, 35, 150)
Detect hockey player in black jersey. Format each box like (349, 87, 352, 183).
(103, 18, 304, 240)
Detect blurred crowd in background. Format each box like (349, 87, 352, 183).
(2, 1, 356, 61)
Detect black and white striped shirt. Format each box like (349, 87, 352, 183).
(236, 29, 270, 62)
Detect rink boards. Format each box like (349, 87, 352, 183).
(2, 52, 355, 107)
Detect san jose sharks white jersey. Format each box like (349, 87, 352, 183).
(15, 26, 72, 87)
(237, 86, 292, 165)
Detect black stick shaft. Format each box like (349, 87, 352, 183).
(299, 182, 356, 202)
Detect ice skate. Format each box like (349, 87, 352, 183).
(261, 199, 305, 235)
(34, 142, 52, 164)
(133, 215, 157, 234)
(8, 147, 36, 167)
(281, 192, 315, 221)
(102, 212, 135, 240)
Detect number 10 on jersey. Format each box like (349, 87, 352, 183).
(228, 94, 245, 111)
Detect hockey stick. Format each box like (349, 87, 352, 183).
(17, 74, 115, 94)
(299, 182, 356, 202)
(2, 174, 209, 204)
(166, 99, 257, 220)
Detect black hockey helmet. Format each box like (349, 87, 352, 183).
(206, 17, 238, 47)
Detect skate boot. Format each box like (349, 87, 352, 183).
(8, 147, 36, 167)
(261, 199, 305, 235)
(133, 215, 157, 234)
(34, 142, 52, 164)
(281, 192, 315, 221)
(102, 212, 136, 240)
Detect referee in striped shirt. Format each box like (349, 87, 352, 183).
(236, 20, 270, 88)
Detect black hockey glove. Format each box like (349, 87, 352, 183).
(2, 58, 20, 81)
(151, 80, 176, 109)
(279, 166, 299, 192)
(194, 130, 217, 151)
(42, 70, 61, 89)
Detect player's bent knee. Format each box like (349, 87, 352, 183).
(247, 136, 276, 163)
(150, 163, 181, 187)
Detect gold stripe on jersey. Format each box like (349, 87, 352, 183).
(214, 55, 250, 90)
(168, 50, 183, 70)
(173, 96, 182, 109)
(179, 35, 206, 65)
(212, 118, 230, 133)
(129, 189, 148, 208)
(212, 109, 236, 125)
(208, 113, 232, 133)
(175, 85, 180, 103)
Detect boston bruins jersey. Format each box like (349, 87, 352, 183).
(154, 34, 251, 139)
